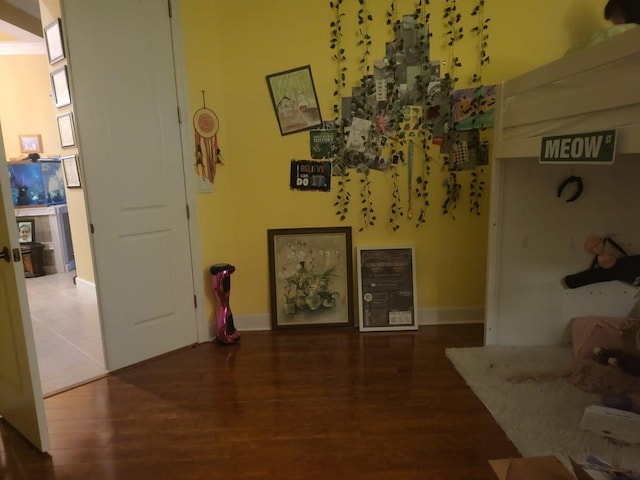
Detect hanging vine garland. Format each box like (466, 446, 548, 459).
(355, 78, 377, 232)
(383, 0, 404, 232)
(329, 0, 351, 222)
(325, 0, 491, 228)
(386, 0, 397, 27)
(442, 171, 462, 217)
(467, 0, 490, 215)
(357, 0, 373, 75)
(470, 0, 490, 86)
(414, 138, 432, 226)
(412, 0, 434, 227)
(330, 0, 347, 116)
(359, 171, 376, 232)
(193, 90, 222, 183)
(356, 0, 376, 230)
(468, 167, 485, 215)
(389, 152, 403, 232)
(441, 0, 463, 218)
(407, 138, 415, 219)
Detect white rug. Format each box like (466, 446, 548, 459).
(446, 346, 640, 472)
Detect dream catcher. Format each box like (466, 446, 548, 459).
(193, 91, 223, 182)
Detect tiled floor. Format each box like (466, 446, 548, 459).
(25, 270, 108, 396)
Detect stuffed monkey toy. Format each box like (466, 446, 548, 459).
(593, 347, 640, 376)
(563, 235, 640, 289)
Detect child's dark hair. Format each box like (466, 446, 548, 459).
(605, 0, 640, 24)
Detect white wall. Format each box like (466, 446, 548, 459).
(487, 156, 640, 346)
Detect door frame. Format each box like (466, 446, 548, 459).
(169, 1, 209, 343)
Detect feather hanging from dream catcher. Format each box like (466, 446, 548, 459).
(193, 91, 223, 182)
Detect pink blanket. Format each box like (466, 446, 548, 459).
(571, 316, 638, 357)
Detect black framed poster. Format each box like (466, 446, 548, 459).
(357, 246, 418, 332)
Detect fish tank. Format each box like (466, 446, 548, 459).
(8, 158, 67, 207)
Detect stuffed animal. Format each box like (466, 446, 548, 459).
(593, 347, 640, 414)
(563, 235, 640, 289)
(593, 347, 640, 376)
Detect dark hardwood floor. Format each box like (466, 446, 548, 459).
(1, 324, 519, 479)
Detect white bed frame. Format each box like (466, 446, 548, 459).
(485, 26, 640, 346)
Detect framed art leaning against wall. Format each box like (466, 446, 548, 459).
(267, 226, 353, 329)
(357, 246, 418, 332)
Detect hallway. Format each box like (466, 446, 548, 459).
(26, 270, 107, 396)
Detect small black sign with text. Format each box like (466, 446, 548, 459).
(290, 160, 332, 192)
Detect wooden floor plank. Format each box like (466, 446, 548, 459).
(0, 324, 519, 479)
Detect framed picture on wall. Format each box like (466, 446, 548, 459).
(44, 18, 65, 64)
(266, 65, 323, 136)
(267, 226, 353, 329)
(51, 66, 71, 108)
(56, 112, 76, 148)
(18, 134, 43, 153)
(61, 154, 81, 188)
(17, 219, 35, 243)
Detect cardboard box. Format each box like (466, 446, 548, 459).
(489, 456, 593, 480)
(579, 405, 640, 444)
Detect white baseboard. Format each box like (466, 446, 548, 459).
(232, 306, 484, 333)
(75, 276, 96, 294)
(234, 313, 271, 331)
(417, 306, 484, 325)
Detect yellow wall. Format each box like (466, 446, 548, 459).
(0, 55, 58, 160)
(37, 0, 94, 285)
(182, 0, 610, 320)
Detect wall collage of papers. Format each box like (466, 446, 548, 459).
(290, 14, 495, 193)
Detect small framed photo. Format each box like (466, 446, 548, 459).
(357, 246, 418, 332)
(44, 18, 65, 65)
(51, 66, 71, 108)
(267, 226, 354, 329)
(61, 154, 81, 188)
(19, 134, 43, 154)
(266, 65, 323, 136)
(56, 112, 76, 148)
(17, 219, 35, 244)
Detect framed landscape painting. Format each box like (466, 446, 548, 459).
(266, 65, 323, 136)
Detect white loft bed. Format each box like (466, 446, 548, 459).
(485, 26, 640, 346)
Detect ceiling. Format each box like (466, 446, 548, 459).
(5, 0, 40, 18)
(0, 0, 45, 55)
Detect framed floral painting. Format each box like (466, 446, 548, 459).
(267, 226, 354, 329)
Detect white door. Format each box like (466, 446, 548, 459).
(62, 0, 197, 370)
(0, 133, 50, 452)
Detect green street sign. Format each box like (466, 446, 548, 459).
(540, 130, 616, 164)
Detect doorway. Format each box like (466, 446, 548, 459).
(0, 28, 107, 397)
(25, 271, 106, 396)
(3, 0, 203, 396)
